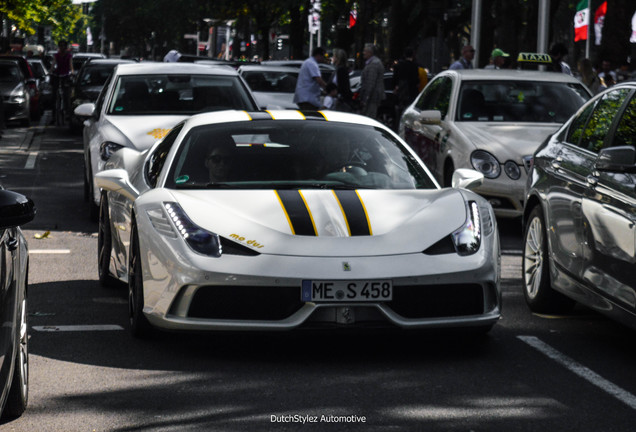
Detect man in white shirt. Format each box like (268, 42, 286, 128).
(294, 47, 328, 110)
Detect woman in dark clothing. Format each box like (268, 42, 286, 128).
(331, 48, 354, 111)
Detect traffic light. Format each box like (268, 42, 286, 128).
(276, 38, 283, 50)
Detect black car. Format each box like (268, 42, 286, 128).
(523, 82, 636, 329)
(0, 188, 35, 419)
(69, 58, 136, 131)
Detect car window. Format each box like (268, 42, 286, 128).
(612, 92, 636, 149)
(108, 74, 256, 115)
(414, 76, 452, 118)
(94, 72, 114, 117)
(167, 121, 437, 190)
(241, 70, 298, 93)
(146, 123, 184, 188)
(80, 64, 117, 87)
(457, 81, 589, 123)
(578, 88, 631, 153)
(565, 102, 595, 145)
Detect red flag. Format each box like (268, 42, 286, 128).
(594, 1, 607, 45)
(348, 4, 357, 28)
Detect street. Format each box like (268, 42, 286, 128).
(1, 117, 636, 431)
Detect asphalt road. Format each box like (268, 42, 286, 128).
(0, 119, 635, 432)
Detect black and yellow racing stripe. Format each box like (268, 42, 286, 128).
(333, 190, 372, 236)
(275, 190, 317, 236)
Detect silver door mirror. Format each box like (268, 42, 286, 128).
(451, 168, 484, 190)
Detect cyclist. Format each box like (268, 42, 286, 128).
(51, 40, 73, 124)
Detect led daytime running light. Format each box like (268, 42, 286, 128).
(164, 202, 222, 257)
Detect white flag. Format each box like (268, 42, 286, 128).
(631, 10, 636, 43)
(87, 27, 93, 46)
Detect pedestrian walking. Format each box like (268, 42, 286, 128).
(449, 45, 474, 70)
(294, 47, 328, 111)
(577, 58, 605, 95)
(484, 48, 509, 69)
(359, 43, 385, 119)
(549, 43, 573, 75)
(393, 47, 420, 110)
(330, 48, 354, 111)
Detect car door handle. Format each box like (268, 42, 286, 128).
(586, 175, 598, 187)
(7, 237, 18, 252)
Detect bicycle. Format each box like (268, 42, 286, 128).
(52, 74, 72, 127)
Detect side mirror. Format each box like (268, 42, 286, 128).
(74, 102, 96, 118)
(95, 169, 139, 201)
(0, 190, 36, 228)
(417, 110, 442, 125)
(451, 168, 484, 190)
(596, 146, 636, 173)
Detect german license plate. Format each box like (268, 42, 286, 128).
(301, 280, 393, 302)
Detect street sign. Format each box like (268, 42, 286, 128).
(184, 34, 198, 40)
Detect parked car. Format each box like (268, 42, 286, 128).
(95, 109, 500, 337)
(27, 58, 52, 112)
(261, 59, 335, 83)
(0, 59, 31, 126)
(0, 55, 40, 122)
(0, 188, 35, 419)
(69, 58, 136, 131)
(71, 52, 107, 75)
(74, 62, 260, 220)
(399, 69, 592, 218)
(522, 82, 636, 329)
(238, 64, 299, 109)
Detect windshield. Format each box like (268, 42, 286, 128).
(457, 80, 590, 123)
(107, 74, 256, 115)
(242, 70, 298, 93)
(79, 64, 117, 87)
(166, 120, 436, 190)
(0, 63, 20, 83)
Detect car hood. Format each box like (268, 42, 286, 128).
(455, 123, 560, 163)
(253, 92, 298, 110)
(156, 188, 468, 256)
(103, 115, 189, 151)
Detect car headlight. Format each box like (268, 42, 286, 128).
(471, 150, 500, 179)
(503, 160, 521, 180)
(9, 88, 27, 104)
(99, 141, 124, 161)
(162, 202, 222, 257)
(451, 201, 481, 256)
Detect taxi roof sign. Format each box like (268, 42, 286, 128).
(517, 52, 553, 65)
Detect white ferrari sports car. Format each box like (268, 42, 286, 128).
(95, 109, 501, 337)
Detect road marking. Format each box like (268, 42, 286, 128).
(33, 325, 124, 332)
(518, 335, 636, 410)
(29, 249, 71, 254)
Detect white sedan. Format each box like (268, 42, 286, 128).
(95, 109, 501, 337)
(75, 62, 259, 220)
(238, 64, 299, 109)
(399, 69, 591, 218)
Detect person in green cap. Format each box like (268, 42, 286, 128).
(484, 48, 509, 69)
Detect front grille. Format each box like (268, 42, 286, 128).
(188, 285, 303, 320)
(387, 284, 484, 319)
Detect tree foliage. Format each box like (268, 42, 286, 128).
(0, 0, 82, 41)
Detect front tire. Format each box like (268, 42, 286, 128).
(4, 296, 29, 419)
(523, 206, 575, 314)
(98, 193, 118, 287)
(128, 222, 154, 338)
